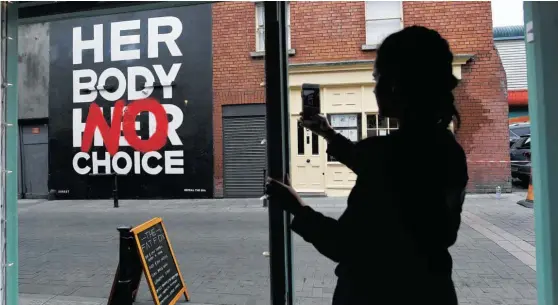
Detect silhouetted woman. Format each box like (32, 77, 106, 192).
(266, 26, 468, 305)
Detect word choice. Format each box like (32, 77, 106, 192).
(73, 150, 184, 175)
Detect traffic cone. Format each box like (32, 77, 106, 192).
(517, 170, 534, 208)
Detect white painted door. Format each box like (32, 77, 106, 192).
(290, 117, 325, 193)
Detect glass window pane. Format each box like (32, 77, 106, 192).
(367, 129, 378, 137)
(378, 115, 388, 128)
(365, 1, 401, 20)
(30, 2, 282, 304)
(298, 124, 304, 155)
(312, 133, 319, 155)
(287, 25, 291, 49)
(389, 117, 398, 128)
(366, 19, 401, 46)
(367, 114, 377, 129)
(257, 28, 265, 52)
(286, 2, 291, 25)
(338, 129, 358, 142)
(331, 114, 358, 128)
(256, 3, 265, 26)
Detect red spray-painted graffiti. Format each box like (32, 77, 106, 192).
(80, 98, 169, 155)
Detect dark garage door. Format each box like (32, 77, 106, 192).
(223, 105, 267, 198)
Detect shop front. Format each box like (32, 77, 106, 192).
(288, 56, 471, 197)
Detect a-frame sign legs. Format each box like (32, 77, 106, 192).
(108, 226, 142, 305)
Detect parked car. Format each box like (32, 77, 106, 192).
(510, 134, 531, 187)
(509, 123, 530, 147)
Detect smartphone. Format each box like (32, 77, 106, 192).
(301, 83, 321, 120)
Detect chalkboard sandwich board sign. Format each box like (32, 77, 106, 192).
(132, 217, 190, 305)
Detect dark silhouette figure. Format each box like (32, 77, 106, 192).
(266, 26, 469, 305)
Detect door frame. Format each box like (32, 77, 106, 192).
(19, 121, 49, 199)
(264, 2, 294, 305)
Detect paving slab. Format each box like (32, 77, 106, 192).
(19, 195, 537, 305)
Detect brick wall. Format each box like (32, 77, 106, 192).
(212, 1, 509, 197)
(403, 1, 511, 193)
(212, 2, 266, 197)
(289, 1, 373, 63)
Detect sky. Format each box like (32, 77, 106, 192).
(491, 0, 525, 27)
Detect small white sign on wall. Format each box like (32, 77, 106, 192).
(526, 21, 534, 43)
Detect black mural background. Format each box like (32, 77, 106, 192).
(48, 4, 213, 199)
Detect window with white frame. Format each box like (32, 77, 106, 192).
(328, 114, 361, 161)
(256, 2, 291, 52)
(366, 114, 398, 137)
(365, 1, 403, 47)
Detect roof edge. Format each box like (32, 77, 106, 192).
(494, 25, 525, 39)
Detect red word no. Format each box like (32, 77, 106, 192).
(81, 98, 169, 155)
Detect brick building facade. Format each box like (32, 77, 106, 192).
(14, 1, 508, 199)
(213, 1, 509, 197)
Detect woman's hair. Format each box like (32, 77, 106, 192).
(375, 26, 461, 129)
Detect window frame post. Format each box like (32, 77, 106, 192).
(264, 2, 294, 305)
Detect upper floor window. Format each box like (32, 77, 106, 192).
(256, 2, 291, 52)
(365, 1, 403, 47)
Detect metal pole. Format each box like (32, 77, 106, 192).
(0, 4, 6, 304)
(3, 3, 18, 305)
(277, 3, 294, 304)
(264, 2, 293, 305)
(523, 3, 558, 304)
(114, 226, 134, 305)
(113, 173, 119, 208)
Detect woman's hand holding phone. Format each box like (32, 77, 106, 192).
(298, 112, 337, 142)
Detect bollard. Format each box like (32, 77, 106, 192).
(113, 173, 119, 208)
(113, 226, 134, 305)
(517, 169, 534, 208)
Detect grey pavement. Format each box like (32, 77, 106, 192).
(19, 193, 537, 305)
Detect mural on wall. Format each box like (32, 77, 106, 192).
(48, 4, 213, 199)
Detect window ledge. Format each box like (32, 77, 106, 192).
(361, 44, 379, 51)
(250, 49, 296, 58)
